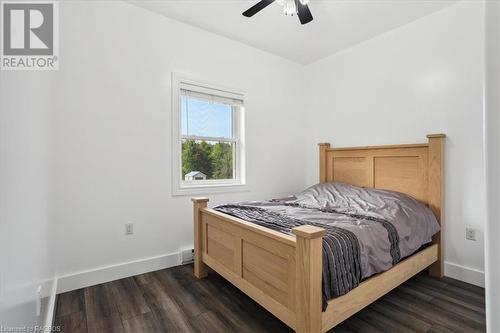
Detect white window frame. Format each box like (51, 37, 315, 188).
(171, 73, 247, 196)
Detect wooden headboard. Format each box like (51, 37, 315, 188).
(318, 134, 445, 276)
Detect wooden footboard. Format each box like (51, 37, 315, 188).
(192, 198, 325, 331)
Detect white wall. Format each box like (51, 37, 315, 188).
(484, 1, 500, 331)
(0, 71, 56, 326)
(54, 0, 306, 281)
(303, 1, 485, 285)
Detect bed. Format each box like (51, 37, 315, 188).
(191, 134, 445, 333)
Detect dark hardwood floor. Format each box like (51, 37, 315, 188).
(54, 264, 485, 333)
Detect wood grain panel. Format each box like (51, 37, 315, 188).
(192, 198, 209, 278)
(427, 134, 445, 277)
(374, 155, 427, 202)
(199, 209, 297, 328)
(242, 241, 291, 308)
(202, 254, 297, 328)
(332, 157, 370, 187)
(204, 213, 295, 258)
(325, 146, 430, 205)
(293, 226, 325, 333)
(206, 224, 236, 272)
(319, 143, 330, 183)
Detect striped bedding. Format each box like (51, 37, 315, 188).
(214, 182, 440, 310)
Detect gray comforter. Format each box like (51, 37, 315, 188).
(214, 182, 440, 309)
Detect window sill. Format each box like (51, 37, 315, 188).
(172, 183, 249, 196)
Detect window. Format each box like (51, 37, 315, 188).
(172, 74, 246, 195)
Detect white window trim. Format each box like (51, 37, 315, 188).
(171, 73, 248, 196)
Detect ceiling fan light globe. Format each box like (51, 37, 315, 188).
(283, 0, 297, 15)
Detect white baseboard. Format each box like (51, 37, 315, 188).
(445, 261, 485, 287)
(57, 252, 181, 294)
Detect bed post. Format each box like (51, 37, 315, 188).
(192, 197, 209, 279)
(427, 134, 445, 278)
(318, 143, 331, 183)
(292, 225, 326, 333)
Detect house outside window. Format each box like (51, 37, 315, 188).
(172, 74, 246, 195)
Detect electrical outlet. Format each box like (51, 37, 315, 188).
(466, 227, 476, 241)
(125, 223, 134, 235)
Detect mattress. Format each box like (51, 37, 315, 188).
(214, 182, 440, 310)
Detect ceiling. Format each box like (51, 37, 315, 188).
(129, 0, 458, 64)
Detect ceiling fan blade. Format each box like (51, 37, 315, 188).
(242, 0, 275, 17)
(297, 2, 313, 25)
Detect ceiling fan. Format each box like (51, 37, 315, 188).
(242, 0, 313, 25)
